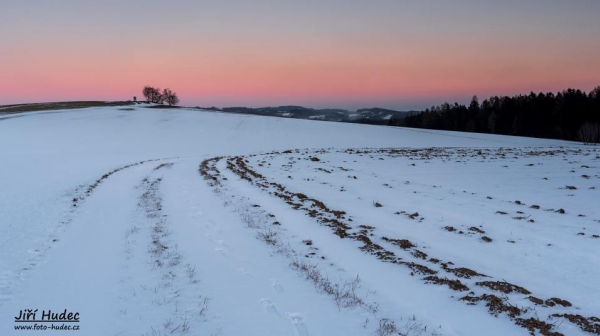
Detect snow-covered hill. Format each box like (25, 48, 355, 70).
(0, 106, 597, 336)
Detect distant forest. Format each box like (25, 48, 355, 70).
(389, 87, 600, 143)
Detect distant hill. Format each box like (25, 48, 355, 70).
(209, 105, 416, 125)
(0, 101, 417, 127)
(353, 108, 418, 125)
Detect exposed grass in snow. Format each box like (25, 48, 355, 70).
(200, 156, 444, 336)
(202, 146, 600, 336)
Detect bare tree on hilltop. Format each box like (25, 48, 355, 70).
(142, 86, 164, 104)
(142, 86, 180, 106)
(162, 88, 179, 106)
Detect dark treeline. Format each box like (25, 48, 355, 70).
(390, 87, 600, 143)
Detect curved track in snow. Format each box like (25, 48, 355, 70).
(0, 106, 595, 336)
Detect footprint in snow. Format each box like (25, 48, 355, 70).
(237, 268, 251, 277)
(215, 247, 228, 256)
(0, 289, 11, 304)
(270, 279, 285, 293)
(259, 298, 281, 317)
(288, 313, 309, 336)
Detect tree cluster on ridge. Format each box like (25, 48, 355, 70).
(142, 86, 179, 106)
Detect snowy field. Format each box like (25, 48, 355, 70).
(0, 106, 598, 336)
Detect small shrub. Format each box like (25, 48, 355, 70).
(376, 319, 398, 336)
(257, 229, 278, 245)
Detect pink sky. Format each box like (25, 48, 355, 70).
(1, 1, 599, 110)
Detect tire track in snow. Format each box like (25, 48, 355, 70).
(165, 160, 323, 335)
(0, 158, 167, 308)
(116, 162, 209, 336)
(199, 157, 422, 336)
(0, 161, 164, 335)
